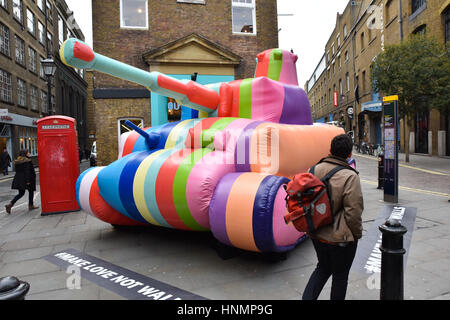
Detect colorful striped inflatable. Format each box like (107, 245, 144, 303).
(65, 39, 346, 253)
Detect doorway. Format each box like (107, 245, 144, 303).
(415, 111, 429, 154)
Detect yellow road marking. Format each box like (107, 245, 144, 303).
(360, 179, 450, 198)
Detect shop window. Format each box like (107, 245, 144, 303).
(232, 0, 256, 35)
(18, 127, 37, 156)
(167, 98, 182, 122)
(120, 0, 148, 29)
(0, 23, 10, 57)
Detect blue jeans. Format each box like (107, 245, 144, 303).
(302, 239, 358, 300)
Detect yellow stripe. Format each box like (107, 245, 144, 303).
(165, 120, 191, 149)
(133, 149, 166, 225)
(360, 179, 450, 198)
(59, 40, 68, 66)
(383, 95, 399, 102)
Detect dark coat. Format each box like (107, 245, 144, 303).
(0, 151, 11, 169)
(12, 157, 36, 191)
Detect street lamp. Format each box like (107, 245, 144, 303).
(41, 58, 57, 115)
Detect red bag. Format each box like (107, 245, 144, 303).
(284, 165, 348, 233)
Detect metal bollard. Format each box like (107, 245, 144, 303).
(377, 153, 384, 189)
(378, 219, 407, 300)
(0, 276, 30, 300)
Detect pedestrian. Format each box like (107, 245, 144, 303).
(4, 149, 39, 214)
(302, 134, 364, 300)
(0, 148, 12, 176)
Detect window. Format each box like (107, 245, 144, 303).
(385, 0, 394, 23)
(19, 127, 38, 156)
(13, 0, 23, 23)
(360, 32, 365, 51)
(345, 50, 349, 62)
(344, 24, 347, 38)
(47, 31, 52, 51)
(46, 1, 53, 23)
(39, 55, 45, 78)
(411, 0, 426, 14)
(17, 78, 27, 107)
(232, 0, 256, 35)
(27, 9, 35, 35)
(58, 14, 65, 47)
(412, 24, 426, 35)
(37, 0, 45, 12)
(0, 0, 7, 9)
(41, 90, 48, 113)
(0, 23, 10, 56)
(362, 71, 366, 93)
(0, 69, 12, 103)
(38, 21, 45, 44)
(346, 73, 350, 92)
(337, 34, 341, 47)
(332, 43, 335, 55)
(445, 7, 450, 43)
(28, 47, 37, 73)
(30, 85, 38, 110)
(339, 79, 343, 95)
(338, 56, 341, 69)
(120, 0, 148, 29)
(15, 35, 25, 66)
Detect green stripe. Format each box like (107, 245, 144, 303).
(201, 118, 237, 149)
(172, 148, 212, 231)
(267, 49, 283, 81)
(239, 78, 253, 119)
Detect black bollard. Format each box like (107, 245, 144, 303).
(378, 219, 407, 300)
(377, 153, 384, 189)
(0, 276, 30, 300)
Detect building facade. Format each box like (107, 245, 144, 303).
(89, 0, 279, 165)
(307, 0, 450, 156)
(0, 0, 88, 170)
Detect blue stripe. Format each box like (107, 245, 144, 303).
(97, 153, 135, 220)
(119, 151, 153, 223)
(252, 175, 290, 252)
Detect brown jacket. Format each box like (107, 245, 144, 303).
(308, 155, 364, 243)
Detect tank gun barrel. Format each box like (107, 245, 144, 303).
(60, 38, 219, 114)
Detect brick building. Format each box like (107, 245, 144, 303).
(0, 0, 88, 169)
(306, 0, 450, 156)
(89, 0, 279, 165)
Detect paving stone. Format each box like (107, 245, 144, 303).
(1, 246, 53, 263)
(0, 259, 60, 277)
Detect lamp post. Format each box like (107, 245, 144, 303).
(41, 58, 57, 115)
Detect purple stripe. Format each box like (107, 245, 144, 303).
(209, 173, 242, 247)
(279, 85, 313, 125)
(235, 121, 264, 172)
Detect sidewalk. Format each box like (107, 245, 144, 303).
(0, 156, 449, 300)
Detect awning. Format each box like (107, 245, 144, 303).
(361, 100, 382, 112)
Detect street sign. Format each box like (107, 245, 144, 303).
(383, 95, 399, 203)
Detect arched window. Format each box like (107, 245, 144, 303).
(444, 6, 450, 43)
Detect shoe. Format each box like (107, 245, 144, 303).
(5, 203, 12, 214)
(28, 205, 39, 211)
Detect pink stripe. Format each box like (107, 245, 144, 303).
(279, 50, 299, 86)
(251, 77, 285, 123)
(186, 151, 235, 229)
(272, 187, 305, 246)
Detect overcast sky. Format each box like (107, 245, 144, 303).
(65, 0, 349, 87)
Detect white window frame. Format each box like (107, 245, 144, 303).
(232, 0, 257, 35)
(17, 78, 27, 107)
(13, 0, 23, 24)
(30, 85, 38, 110)
(28, 47, 37, 73)
(27, 8, 35, 35)
(120, 0, 149, 30)
(117, 118, 144, 147)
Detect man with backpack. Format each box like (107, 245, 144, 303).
(301, 133, 364, 300)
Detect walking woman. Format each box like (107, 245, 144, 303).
(5, 149, 39, 214)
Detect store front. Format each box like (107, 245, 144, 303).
(0, 112, 39, 172)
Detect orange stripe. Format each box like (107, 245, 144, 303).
(225, 173, 267, 252)
(155, 149, 193, 230)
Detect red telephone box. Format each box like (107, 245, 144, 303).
(37, 116, 80, 215)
